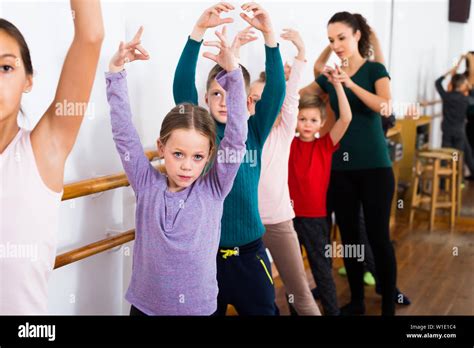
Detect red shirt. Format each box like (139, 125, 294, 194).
(288, 134, 339, 218)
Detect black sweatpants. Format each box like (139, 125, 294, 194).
(330, 167, 397, 315)
(214, 238, 279, 316)
(293, 217, 340, 315)
(442, 132, 474, 174)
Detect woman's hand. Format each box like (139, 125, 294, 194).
(203, 26, 239, 72)
(109, 26, 150, 73)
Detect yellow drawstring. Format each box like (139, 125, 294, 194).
(220, 248, 239, 259)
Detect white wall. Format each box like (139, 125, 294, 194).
(391, 0, 473, 147)
(1, 0, 470, 314)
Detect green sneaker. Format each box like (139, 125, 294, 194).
(338, 266, 347, 276)
(364, 271, 376, 286)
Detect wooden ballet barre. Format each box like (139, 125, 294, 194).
(419, 99, 441, 107)
(54, 229, 135, 269)
(62, 149, 159, 201)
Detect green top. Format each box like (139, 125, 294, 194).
(173, 37, 286, 247)
(316, 61, 392, 170)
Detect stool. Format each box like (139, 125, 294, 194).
(427, 148, 464, 216)
(409, 151, 457, 230)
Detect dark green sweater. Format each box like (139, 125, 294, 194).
(173, 37, 285, 247)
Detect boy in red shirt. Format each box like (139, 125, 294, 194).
(289, 65, 352, 315)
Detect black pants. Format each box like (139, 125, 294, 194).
(130, 305, 147, 316)
(442, 132, 474, 174)
(214, 238, 279, 316)
(293, 217, 340, 315)
(330, 167, 397, 315)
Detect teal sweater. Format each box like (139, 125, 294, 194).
(173, 37, 286, 247)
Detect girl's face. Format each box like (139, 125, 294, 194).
(327, 22, 361, 61)
(297, 108, 325, 142)
(158, 128, 211, 192)
(0, 30, 32, 121)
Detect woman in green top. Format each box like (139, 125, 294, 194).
(302, 12, 397, 316)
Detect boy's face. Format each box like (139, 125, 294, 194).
(157, 128, 211, 192)
(205, 79, 252, 123)
(297, 107, 325, 141)
(205, 80, 228, 123)
(248, 80, 265, 115)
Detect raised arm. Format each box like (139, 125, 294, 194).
(202, 28, 248, 199)
(30, 0, 104, 192)
(369, 30, 385, 65)
(242, 3, 285, 145)
(173, 2, 234, 105)
(325, 66, 352, 145)
(106, 28, 155, 193)
(279, 28, 306, 138)
(314, 45, 332, 77)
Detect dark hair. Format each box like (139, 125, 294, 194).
(206, 64, 251, 94)
(464, 52, 474, 79)
(298, 94, 327, 121)
(451, 73, 467, 91)
(328, 12, 372, 58)
(0, 19, 33, 75)
(160, 103, 217, 163)
(1, 19, 33, 117)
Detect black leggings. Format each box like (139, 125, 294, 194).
(330, 167, 397, 315)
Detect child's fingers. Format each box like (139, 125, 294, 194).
(242, 2, 259, 11)
(215, 30, 229, 47)
(253, 9, 265, 17)
(202, 52, 218, 63)
(217, 2, 235, 10)
(240, 13, 253, 25)
(215, 3, 231, 12)
(203, 41, 223, 49)
(135, 44, 149, 57)
(130, 26, 144, 45)
(219, 17, 234, 25)
(133, 53, 150, 61)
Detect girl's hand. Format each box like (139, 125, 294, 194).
(326, 65, 354, 89)
(231, 26, 258, 61)
(109, 26, 150, 73)
(203, 26, 239, 72)
(240, 2, 273, 34)
(280, 28, 305, 57)
(195, 2, 234, 30)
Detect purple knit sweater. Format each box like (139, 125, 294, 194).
(106, 69, 247, 315)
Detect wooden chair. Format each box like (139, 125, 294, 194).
(409, 151, 457, 230)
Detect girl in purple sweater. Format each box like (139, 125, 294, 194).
(105, 27, 248, 315)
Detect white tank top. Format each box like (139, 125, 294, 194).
(0, 128, 62, 314)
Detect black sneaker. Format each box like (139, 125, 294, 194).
(376, 286, 411, 305)
(340, 301, 366, 316)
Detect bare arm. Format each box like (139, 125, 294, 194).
(31, 0, 104, 192)
(329, 83, 352, 145)
(313, 45, 332, 77)
(369, 30, 385, 64)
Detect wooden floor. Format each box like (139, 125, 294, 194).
(461, 180, 474, 217)
(274, 219, 474, 315)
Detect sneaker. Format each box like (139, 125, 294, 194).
(363, 272, 376, 286)
(340, 301, 365, 316)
